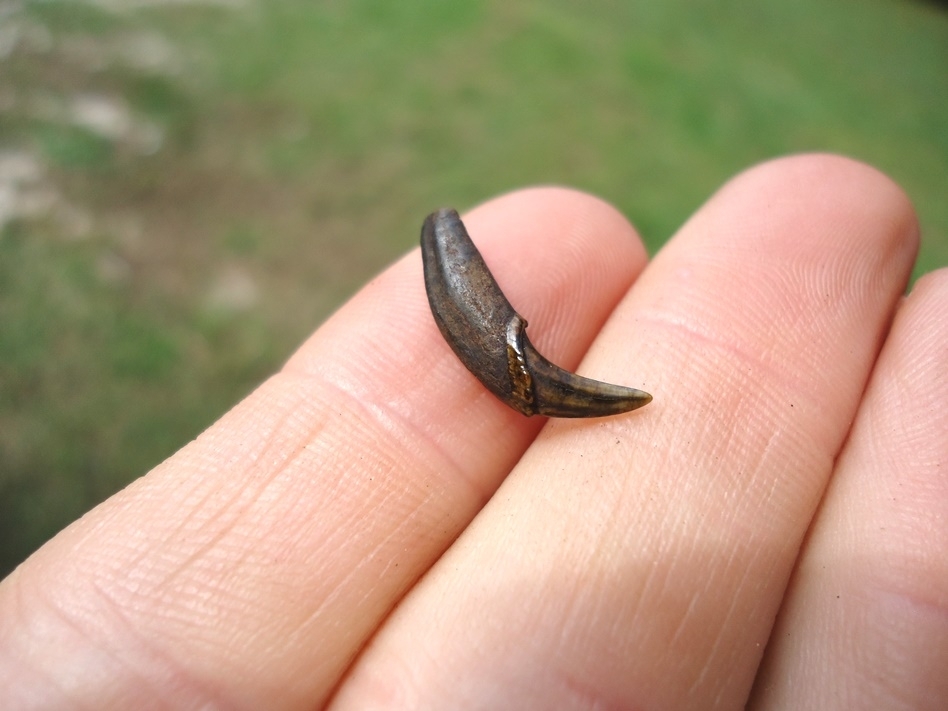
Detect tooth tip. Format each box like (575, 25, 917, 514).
(619, 389, 652, 413)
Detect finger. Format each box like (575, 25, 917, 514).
(329, 155, 919, 710)
(0, 188, 648, 709)
(748, 270, 948, 710)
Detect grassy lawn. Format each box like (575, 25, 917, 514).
(1, 0, 946, 576)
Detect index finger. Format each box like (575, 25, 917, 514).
(0, 188, 648, 709)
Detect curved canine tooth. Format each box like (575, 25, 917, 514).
(421, 208, 651, 418)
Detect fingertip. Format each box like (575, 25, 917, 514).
(466, 185, 646, 265)
(720, 153, 920, 261)
(908, 265, 948, 306)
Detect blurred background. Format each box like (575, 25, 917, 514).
(1, 0, 946, 577)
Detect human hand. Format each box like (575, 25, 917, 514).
(2, 155, 945, 710)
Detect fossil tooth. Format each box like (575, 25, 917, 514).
(421, 208, 652, 418)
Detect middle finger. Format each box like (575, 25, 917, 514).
(330, 155, 918, 710)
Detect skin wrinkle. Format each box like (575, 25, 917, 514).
(551, 671, 618, 711)
(252, 389, 512, 700)
(690, 553, 771, 701)
(627, 337, 825, 533)
(748, 275, 942, 709)
(84, 578, 209, 709)
(854, 531, 948, 614)
(839, 295, 948, 601)
(842, 589, 941, 709)
(294, 481, 416, 594)
(109, 399, 316, 610)
(461, 578, 600, 710)
(19, 584, 105, 705)
(632, 309, 828, 420)
(296, 512, 423, 659)
(608, 390, 808, 696)
(84, 359, 472, 705)
(300, 286, 540, 467)
(285, 316, 433, 416)
(132, 382, 326, 551)
(288, 368, 491, 509)
(545, 534, 615, 663)
(65, 439, 246, 580)
(46, 569, 187, 703)
(22, 578, 189, 711)
(524, 470, 672, 688)
(630, 301, 865, 496)
(162, 456, 291, 574)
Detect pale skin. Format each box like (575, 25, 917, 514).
(1, 154, 946, 710)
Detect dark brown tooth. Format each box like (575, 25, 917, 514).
(421, 208, 651, 418)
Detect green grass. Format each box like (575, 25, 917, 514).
(1, 0, 946, 576)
